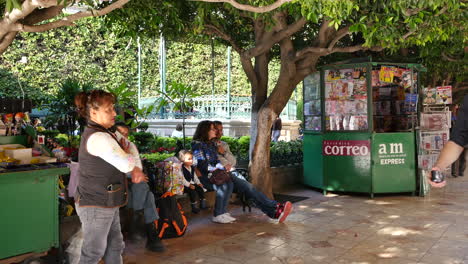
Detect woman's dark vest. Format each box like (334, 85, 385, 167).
(76, 126, 127, 208)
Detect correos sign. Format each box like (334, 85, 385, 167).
(323, 140, 370, 156)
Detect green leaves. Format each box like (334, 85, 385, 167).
(156, 81, 199, 112)
(5, 0, 21, 12)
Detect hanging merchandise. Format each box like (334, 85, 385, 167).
(436, 86, 452, 104)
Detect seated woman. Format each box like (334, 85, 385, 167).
(213, 120, 292, 223)
(191, 121, 235, 224)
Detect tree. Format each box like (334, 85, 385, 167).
(107, 0, 466, 197)
(0, 0, 130, 55)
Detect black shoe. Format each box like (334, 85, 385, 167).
(128, 209, 145, 242)
(200, 199, 208, 210)
(146, 223, 166, 252)
(191, 203, 200, 214)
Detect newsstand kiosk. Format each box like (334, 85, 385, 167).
(302, 60, 426, 197)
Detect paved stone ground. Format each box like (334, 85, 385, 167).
(122, 174, 468, 264)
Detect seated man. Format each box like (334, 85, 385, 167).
(115, 123, 165, 252)
(212, 121, 292, 223)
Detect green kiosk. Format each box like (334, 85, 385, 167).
(0, 135, 69, 262)
(302, 60, 425, 197)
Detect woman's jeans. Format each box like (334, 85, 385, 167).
(127, 182, 159, 223)
(213, 181, 234, 216)
(231, 171, 278, 218)
(75, 205, 124, 264)
(200, 176, 234, 217)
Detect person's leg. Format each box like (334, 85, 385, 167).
(459, 149, 466, 176)
(185, 187, 200, 213)
(130, 182, 149, 210)
(194, 185, 205, 199)
(103, 208, 125, 264)
(212, 183, 227, 217)
(142, 186, 159, 224)
(231, 172, 278, 218)
(222, 181, 234, 215)
(185, 187, 198, 203)
(76, 206, 122, 264)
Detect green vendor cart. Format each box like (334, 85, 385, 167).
(0, 135, 69, 263)
(302, 60, 425, 197)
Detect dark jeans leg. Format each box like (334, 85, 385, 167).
(231, 171, 278, 218)
(185, 187, 198, 203)
(194, 185, 205, 200)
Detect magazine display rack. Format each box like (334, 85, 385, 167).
(418, 105, 452, 196)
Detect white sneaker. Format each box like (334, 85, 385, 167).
(222, 213, 236, 222)
(212, 215, 232, 224)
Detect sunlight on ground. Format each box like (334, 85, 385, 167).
(325, 193, 339, 197)
(311, 208, 328, 213)
(377, 252, 397, 258)
(388, 215, 400, 219)
(298, 205, 309, 209)
(364, 200, 396, 205)
(377, 227, 422, 236)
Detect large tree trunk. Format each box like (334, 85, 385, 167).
(250, 105, 275, 197)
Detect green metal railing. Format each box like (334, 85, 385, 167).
(142, 95, 297, 120)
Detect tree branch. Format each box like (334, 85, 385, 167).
(317, 19, 331, 47)
(190, 0, 293, 13)
(401, 6, 449, 40)
(327, 26, 350, 51)
(15, 0, 129, 33)
(21, 6, 64, 25)
(0, 32, 17, 54)
(442, 51, 462, 62)
(203, 24, 243, 53)
(296, 44, 383, 60)
(244, 16, 306, 59)
(402, 8, 425, 16)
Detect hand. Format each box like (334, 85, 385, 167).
(198, 184, 204, 188)
(120, 138, 131, 154)
(428, 168, 446, 188)
(217, 145, 226, 155)
(224, 164, 232, 172)
(189, 184, 195, 190)
(131, 167, 148, 183)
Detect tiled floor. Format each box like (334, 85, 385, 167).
(123, 176, 468, 264)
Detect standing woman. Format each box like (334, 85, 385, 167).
(192, 120, 235, 224)
(74, 90, 147, 264)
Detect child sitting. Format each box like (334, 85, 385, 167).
(178, 150, 207, 213)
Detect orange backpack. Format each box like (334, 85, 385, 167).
(155, 192, 188, 239)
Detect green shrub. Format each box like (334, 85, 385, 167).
(140, 152, 175, 163)
(130, 131, 155, 153)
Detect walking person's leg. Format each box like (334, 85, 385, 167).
(459, 149, 466, 176)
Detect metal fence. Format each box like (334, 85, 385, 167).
(142, 95, 297, 120)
